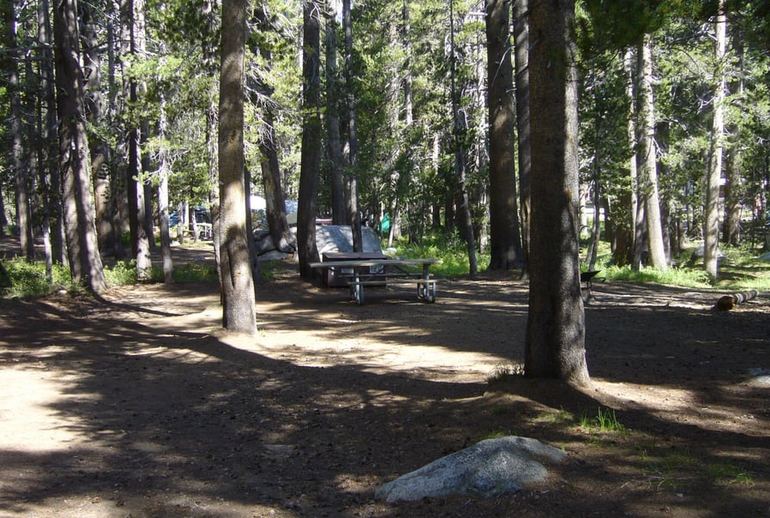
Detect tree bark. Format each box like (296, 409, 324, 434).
(4, 0, 34, 260)
(512, 0, 530, 273)
(704, 0, 727, 279)
(636, 36, 667, 270)
(298, 0, 322, 280)
(449, 0, 477, 277)
(218, 0, 256, 333)
(248, 7, 293, 252)
(158, 93, 173, 283)
(125, 0, 151, 278)
(487, 0, 522, 270)
(524, 0, 589, 386)
(53, 0, 107, 292)
(80, 1, 112, 252)
(324, 6, 347, 225)
(342, 0, 363, 252)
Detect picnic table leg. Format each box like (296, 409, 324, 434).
(349, 269, 364, 305)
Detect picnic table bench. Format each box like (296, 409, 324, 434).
(309, 257, 438, 305)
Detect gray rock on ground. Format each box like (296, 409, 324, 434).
(375, 436, 567, 503)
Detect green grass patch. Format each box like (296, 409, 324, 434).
(579, 407, 628, 434)
(601, 265, 713, 288)
(534, 408, 575, 425)
(394, 232, 490, 277)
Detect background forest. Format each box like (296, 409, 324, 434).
(1, 0, 769, 290)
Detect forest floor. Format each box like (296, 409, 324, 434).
(1, 241, 769, 517)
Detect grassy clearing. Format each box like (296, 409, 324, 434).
(1, 258, 220, 299)
(394, 232, 491, 277)
(582, 240, 770, 291)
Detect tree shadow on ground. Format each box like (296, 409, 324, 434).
(0, 270, 768, 516)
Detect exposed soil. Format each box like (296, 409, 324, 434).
(1, 240, 769, 517)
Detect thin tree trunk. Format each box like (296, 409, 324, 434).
(704, 0, 727, 279)
(449, 0, 477, 277)
(218, 0, 256, 332)
(80, 1, 112, 252)
(487, 0, 522, 270)
(636, 36, 667, 270)
(324, 6, 347, 225)
(342, 0, 362, 252)
(625, 48, 646, 270)
(158, 93, 173, 283)
(4, 0, 34, 260)
(513, 0, 530, 273)
(54, 0, 106, 292)
(38, 0, 63, 264)
(724, 19, 744, 246)
(252, 6, 293, 250)
(298, 0, 322, 280)
(524, 0, 589, 386)
(588, 152, 601, 271)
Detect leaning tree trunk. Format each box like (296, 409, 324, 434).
(636, 36, 667, 271)
(487, 0, 523, 271)
(524, 0, 589, 386)
(297, 0, 322, 280)
(218, 0, 256, 333)
(513, 0, 530, 273)
(53, 0, 106, 293)
(342, 0, 363, 252)
(704, 0, 727, 280)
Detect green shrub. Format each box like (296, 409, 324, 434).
(0, 258, 75, 298)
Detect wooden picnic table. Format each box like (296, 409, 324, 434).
(309, 257, 438, 305)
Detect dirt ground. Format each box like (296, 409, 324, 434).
(1, 241, 769, 517)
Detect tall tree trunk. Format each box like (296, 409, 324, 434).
(723, 19, 744, 246)
(4, 0, 34, 260)
(487, 0, 522, 270)
(524, 0, 589, 386)
(125, 0, 151, 278)
(704, 0, 727, 279)
(298, 0, 322, 280)
(324, 7, 347, 225)
(625, 47, 646, 270)
(449, 0, 477, 277)
(37, 0, 61, 266)
(54, 0, 106, 293)
(107, 0, 127, 259)
(80, 1, 112, 252)
(218, 0, 256, 333)
(636, 36, 667, 270)
(158, 93, 173, 283)
(512, 0, 530, 273)
(249, 7, 293, 251)
(342, 0, 362, 252)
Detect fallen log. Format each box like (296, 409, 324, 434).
(714, 290, 758, 311)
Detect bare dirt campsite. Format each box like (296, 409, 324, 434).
(1, 243, 769, 517)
